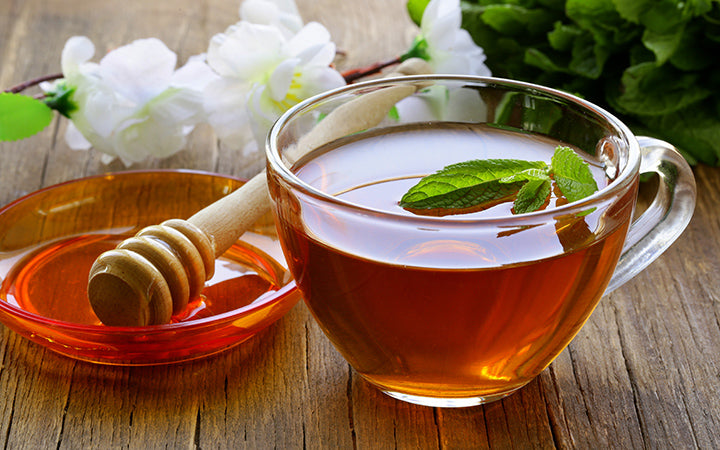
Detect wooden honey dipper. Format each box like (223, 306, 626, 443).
(88, 59, 431, 326)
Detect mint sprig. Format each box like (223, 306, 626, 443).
(400, 146, 599, 216)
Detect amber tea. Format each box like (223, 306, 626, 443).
(270, 123, 636, 404)
(267, 76, 696, 407)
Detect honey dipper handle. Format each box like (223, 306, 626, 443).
(88, 58, 433, 327)
(187, 170, 270, 258)
(189, 58, 434, 256)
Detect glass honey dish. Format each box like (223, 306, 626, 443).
(0, 170, 300, 365)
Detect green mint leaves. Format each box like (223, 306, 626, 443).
(0, 93, 54, 142)
(400, 146, 599, 216)
(551, 146, 600, 204)
(399, 159, 547, 215)
(454, 0, 720, 165)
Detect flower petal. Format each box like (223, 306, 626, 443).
(415, 0, 491, 77)
(294, 65, 345, 97)
(112, 114, 190, 163)
(171, 54, 220, 91)
(286, 22, 331, 57)
(207, 22, 285, 81)
(268, 58, 300, 102)
(64, 121, 93, 150)
(147, 87, 206, 126)
(240, 0, 304, 38)
(426, 9, 461, 50)
(204, 77, 253, 148)
(98, 38, 177, 103)
(61, 36, 95, 78)
(421, 0, 459, 33)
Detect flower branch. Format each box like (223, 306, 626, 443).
(341, 57, 402, 83)
(4, 73, 63, 94)
(0, 0, 489, 166)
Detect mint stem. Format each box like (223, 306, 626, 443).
(4, 73, 63, 94)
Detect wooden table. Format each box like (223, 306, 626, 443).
(1, 0, 718, 448)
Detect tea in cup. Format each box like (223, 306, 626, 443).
(266, 76, 695, 407)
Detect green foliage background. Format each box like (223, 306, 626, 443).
(411, 0, 720, 165)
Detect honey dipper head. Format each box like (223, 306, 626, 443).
(88, 249, 173, 326)
(87, 219, 216, 327)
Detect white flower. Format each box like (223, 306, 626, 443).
(411, 0, 491, 76)
(204, 0, 345, 151)
(51, 36, 217, 165)
(240, 0, 303, 39)
(393, 85, 487, 124)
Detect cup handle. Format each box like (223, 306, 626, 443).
(605, 136, 697, 293)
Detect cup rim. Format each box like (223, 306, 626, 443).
(266, 75, 641, 223)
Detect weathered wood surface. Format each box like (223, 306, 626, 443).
(0, 0, 718, 448)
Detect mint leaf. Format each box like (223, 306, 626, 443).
(502, 168, 552, 214)
(399, 159, 546, 214)
(0, 93, 53, 142)
(514, 179, 551, 214)
(500, 168, 551, 184)
(551, 146, 599, 203)
(399, 147, 599, 216)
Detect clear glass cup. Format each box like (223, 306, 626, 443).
(265, 76, 696, 407)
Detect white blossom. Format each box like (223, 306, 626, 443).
(414, 0, 491, 76)
(51, 36, 217, 165)
(204, 0, 345, 151)
(240, 0, 303, 39)
(393, 85, 487, 124)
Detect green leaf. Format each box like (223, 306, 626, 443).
(457, 0, 720, 165)
(407, 0, 430, 25)
(514, 178, 551, 214)
(608, 62, 711, 116)
(481, 4, 556, 36)
(669, 22, 713, 70)
(500, 168, 551, 183)
(639, 102, 720, 165)
(548, 22, 583, 52)
(566, 0, 637, 46)
(642, 24, 685, 65)
(551, 146, 599, 203)
(400, 159, 547, 213)
(402, 35, 430, 62)
(388, 105, 400, 121)
(569, 34, 610, 79)
(0, 93, 54, 142)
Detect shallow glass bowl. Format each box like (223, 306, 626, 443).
(0, 170, 300, 365)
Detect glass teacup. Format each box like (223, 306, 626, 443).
(265, 76, 696, 407)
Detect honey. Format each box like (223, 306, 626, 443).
(3, 233, 284, 326)
(0, 170, 298, 364)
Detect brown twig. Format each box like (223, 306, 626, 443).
(341, 56, 402, 83)
(4, 73, 63, 94)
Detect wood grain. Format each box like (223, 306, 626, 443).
(1, 0, 719, 448)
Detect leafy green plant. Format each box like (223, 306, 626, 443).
(408, 0, 720, 165)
